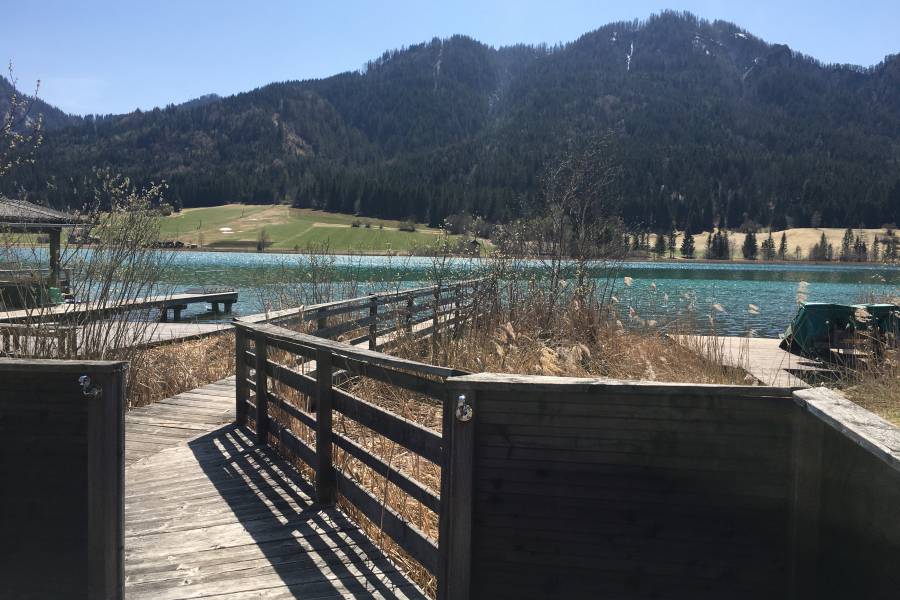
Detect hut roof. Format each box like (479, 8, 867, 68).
(0, 197, 79, 228)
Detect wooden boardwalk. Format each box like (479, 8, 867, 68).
(124, 377, 427, 599)
(673, 335, 826, 388)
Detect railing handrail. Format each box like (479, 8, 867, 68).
(234, 320, 465, 379)
(236, 276, 488, 325)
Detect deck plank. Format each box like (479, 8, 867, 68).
(124, 375, 425, 599)
(672, 335, 825, 388)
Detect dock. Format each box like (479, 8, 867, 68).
(672, 335, 827, 387)
(0, 290, 238, 324)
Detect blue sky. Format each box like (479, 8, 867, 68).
(2, 1, 898, 116)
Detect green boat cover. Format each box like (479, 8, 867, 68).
(780, 302, 900, 357)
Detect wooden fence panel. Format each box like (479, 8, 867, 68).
(447, 374, 795, 600)
(0, 359, 126, 600)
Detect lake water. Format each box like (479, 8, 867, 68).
(156, 251, 900, 338)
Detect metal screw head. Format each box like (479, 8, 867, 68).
(455, 394, 473, 422)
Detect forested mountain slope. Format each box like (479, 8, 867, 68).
(5, 11, 900, 229)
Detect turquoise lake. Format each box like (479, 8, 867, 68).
(155, 251, 900, 338)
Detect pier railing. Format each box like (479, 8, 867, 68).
(233, 279, 485, 596)
(238, 278, 489, 349)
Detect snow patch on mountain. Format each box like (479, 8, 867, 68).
(626, 42, 634, 71)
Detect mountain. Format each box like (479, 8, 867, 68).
(5, 11, 900, 229)
(0, 75, 82, 131)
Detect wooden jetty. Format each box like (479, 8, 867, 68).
(0, 290, 238, 324)
(672, 334, 827, 388)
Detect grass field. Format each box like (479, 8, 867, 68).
(159, 204, 453, 253)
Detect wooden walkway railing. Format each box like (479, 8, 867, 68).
(233, 279, 485, 599)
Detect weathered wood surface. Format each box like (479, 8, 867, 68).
(672, 335, 825, 388)
(792, 387, 900, 599)
(124, 424, 426, 599)
(453, 375, 795, 599)
(125, 377, 236, 466)
(1, 360, 127, 600)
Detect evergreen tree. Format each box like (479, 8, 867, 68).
(853, 234, 868, 262)
(761, 232, 777, 261)
(809, 232, 831, 261)
(707, 228, 731, 260)
(840, 228, 854, 261)
(653, 233, 667, 257)
(778, 232, 788, 260)
(681, 230, 696, 259)
(667, 226, 677, 259)
(742, 231, 759, 260)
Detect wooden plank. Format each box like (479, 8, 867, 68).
(265, 359, 316, 397)
(331, 355, 446, 400)
(268, 418, 318, 470)
(794, 386, 900, 473)
(268, 392, 317, 430)
(314, 348, 336, 505)
(235, 328, 248, 425)
(447, 372, 793, 397)
(331, 387, 442, 464)
(332, 429, 441, 513)
(788, 401, 825, 600)
(254, 333, 269, 444)
(89, 367, 126, 600)
(334, 468, 439, 574)
(315, 315, 375, 340)
(234, 321, 459, 378)
(438, 384, 474, 600)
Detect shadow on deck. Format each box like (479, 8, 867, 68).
(124, 423, 426, 599)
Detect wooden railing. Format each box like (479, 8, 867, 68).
(233, 280, 485, 597)
(0, 322, 78, 357)
(237, 278, 488, 348)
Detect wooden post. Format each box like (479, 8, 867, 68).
(405, 294, 414, 335)
(88, 365, 127, 600)
(437, 383, 475, 600)
(315, 348, 336, 505)
(788, 399, 825, 599)
(433, 285, 441, 338)
(254, 332, 269, 444)
(316, 307, 327, 335)
(369, 295, 378, 350)
(235, 327, 248, 425)
(453, 284, 461, 329)
(48, 227, 61, 287)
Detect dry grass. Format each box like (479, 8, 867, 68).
(126, 332, 235, 408)
(845, 370, 900, 426)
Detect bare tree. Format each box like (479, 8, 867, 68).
(1, 62, 44, 180)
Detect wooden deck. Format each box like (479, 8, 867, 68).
(124, 377, 427, 599)
(673, 335, 827, 388)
